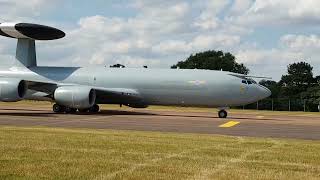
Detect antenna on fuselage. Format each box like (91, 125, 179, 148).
(0, 23, 65, 68)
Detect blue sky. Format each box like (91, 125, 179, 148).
(0, 0, 320, 80)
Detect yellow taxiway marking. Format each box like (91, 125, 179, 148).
(219, 121, 240, 128)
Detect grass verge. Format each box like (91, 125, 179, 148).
(0, 126, 319, 180)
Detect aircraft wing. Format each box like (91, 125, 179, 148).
(26, 80, 147, 107)
(27, 81, 58, 94)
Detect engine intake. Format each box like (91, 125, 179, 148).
(54, 86, 96, 109)
(0, 78, 27, 102)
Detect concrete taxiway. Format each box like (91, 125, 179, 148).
(0, 105, 319, 140)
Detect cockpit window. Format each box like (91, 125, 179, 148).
(242, 79, 257, 85)
(245, 79, 257, 85)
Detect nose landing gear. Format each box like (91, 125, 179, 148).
(218, 109, 228, 118)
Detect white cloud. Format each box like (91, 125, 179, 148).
(229, 0, 254, 16)
(235, 33, 320, 80)
(152, 40, 191, 55)
(0, 0, 60, 21)
(192, 35, 240, 50)
(152, 34, 240, 55)
(38, 0, 243, 68)
(280, 34, 320, 50)
(78, 16, 126, 35)
(193, 0, 229, 30)
(279, 34, 320, 72)
(130, 1, 191, 35)
(288, 0, 320, 20)
(236, 49, 303, 65)
(234, 0, 320, 26)
(235, 48, 305, 80)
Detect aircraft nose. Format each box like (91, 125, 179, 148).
(258, 85, 271, 99)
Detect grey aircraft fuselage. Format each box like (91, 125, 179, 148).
(0, 66, 271, 107)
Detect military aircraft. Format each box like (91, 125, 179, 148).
(0, 22, 271, 118)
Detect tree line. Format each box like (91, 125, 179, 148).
(257, 62, 320, 111)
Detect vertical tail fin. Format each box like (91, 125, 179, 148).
(15, 39, 36, 68)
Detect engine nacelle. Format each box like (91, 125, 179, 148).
(0, 78, 27, 102)
(54, 86, 96, 109)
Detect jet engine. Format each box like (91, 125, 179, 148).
(54, 86, 96, 109)
(0, 78, 27, 102)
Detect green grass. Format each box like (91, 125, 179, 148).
(0, 126, 319, 180)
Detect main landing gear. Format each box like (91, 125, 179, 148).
(218, 109, 228, 118)
(53, 104, 100, 114)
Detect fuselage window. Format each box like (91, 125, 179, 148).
(248, 81, 252, 84)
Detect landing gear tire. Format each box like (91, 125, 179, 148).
(89, 104, 100, 113)
(53, 104, 64, 113)
(65, 107, 77, 114)
(78, 108, 89, 113)
(218, 110, 228, 118)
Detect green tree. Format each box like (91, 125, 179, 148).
(171, 50, 249, 74)
(315, 75, 320, 85)
(301, 86, 320, 111)
(279, 62, 316, 97)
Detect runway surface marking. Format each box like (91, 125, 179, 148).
(219, 121, 240, 128)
